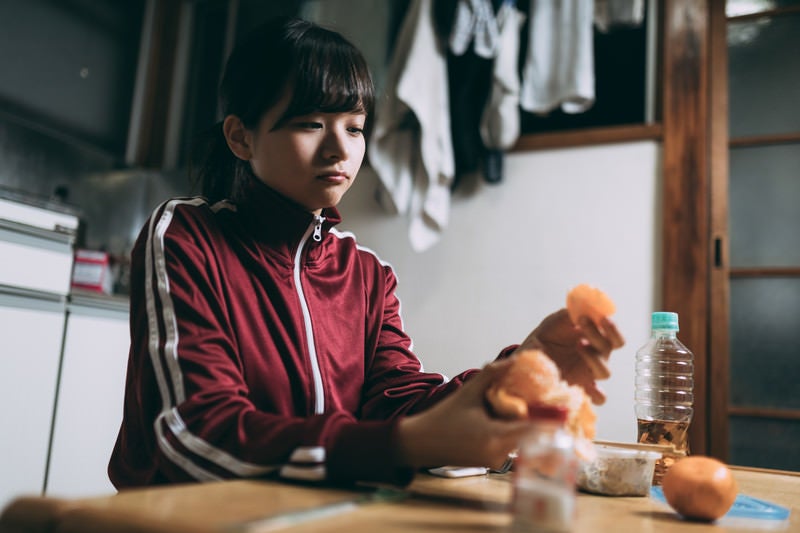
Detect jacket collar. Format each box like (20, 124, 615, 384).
(235, 177, 342, 246)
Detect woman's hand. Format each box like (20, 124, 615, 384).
(518, 308, 625, 405)
(395, 358, 532, 470)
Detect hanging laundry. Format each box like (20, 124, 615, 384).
(595, 0, 646, 32)
(435, 0, 506, 188)
(445, 50, 494, 187)
(449, 0, 501, 58)
(369, 0, 455, 252)
(480, 1, 525, 184)
(480, 1, 525, 151)
(520, 0, 595, 115)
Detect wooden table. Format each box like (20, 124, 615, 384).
(1, 467, 797, 532)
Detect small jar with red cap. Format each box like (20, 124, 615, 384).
(510, 404, 578, 532)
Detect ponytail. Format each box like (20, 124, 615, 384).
(188, 122, 250, 204)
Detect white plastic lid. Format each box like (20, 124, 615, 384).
(595, 444, 662, 461)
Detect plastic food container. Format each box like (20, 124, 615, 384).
(577, 444, 661, 496)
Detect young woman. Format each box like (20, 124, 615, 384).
(109, 16, 623, 488)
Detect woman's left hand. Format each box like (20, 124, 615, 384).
(517, 308, 625, 405)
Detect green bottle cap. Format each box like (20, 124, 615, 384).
(652, 311, 679, 331)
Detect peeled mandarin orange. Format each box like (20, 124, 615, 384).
(661, 456, 738, 521)
(485, 350, 561, 420)
(485, 350, 597, 457)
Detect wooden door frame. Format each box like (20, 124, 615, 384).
(706, 0, 730, 461)
(660, 0, 728, 458)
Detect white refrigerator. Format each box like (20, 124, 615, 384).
(0, 195, 79, 508)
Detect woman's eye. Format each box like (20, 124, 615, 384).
(295, 121, 322, 129)
(347, 126, 364, 135)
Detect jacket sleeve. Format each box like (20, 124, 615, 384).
(110, 200, 413, 488)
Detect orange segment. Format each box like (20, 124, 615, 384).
(485, 386, 529, 419)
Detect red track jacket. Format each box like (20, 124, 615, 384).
(108, 180, 486, 488)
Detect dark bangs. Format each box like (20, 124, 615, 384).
(276, 25, 374, 131)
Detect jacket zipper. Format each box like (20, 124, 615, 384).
(293, 215, 326, 415)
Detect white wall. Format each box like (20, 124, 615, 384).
(339, 140, 662, 443)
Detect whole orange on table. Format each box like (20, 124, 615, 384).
(661, 455, 738, 521)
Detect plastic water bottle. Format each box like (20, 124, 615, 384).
(634, 311, 694, 485)
(511, 405, 578, 532)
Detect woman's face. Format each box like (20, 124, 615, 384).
(245, 92, 367, 215)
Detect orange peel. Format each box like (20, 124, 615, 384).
(566, 284, 616, 327)
(566, 284, 616, 380)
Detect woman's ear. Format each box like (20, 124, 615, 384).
(223, 115, 252, 160)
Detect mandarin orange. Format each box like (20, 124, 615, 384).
(485, 350, 596, 453)
(661, 456, 738, 521)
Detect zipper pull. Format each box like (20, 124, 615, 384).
(312, 215, 325, 242)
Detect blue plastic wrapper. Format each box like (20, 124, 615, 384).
(651, 485, 790, 526)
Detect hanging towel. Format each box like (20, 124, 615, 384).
(480, 2, 525, 150)
(369, 0, 455, 252)
(519, 0, 595, 115)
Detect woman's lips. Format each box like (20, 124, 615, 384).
(317, 173, 348, 184)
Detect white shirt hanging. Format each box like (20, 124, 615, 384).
(519, 0, 595, 115)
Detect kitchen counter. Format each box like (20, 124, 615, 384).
(68, 289, 128, 314)
(1, 466, 796, 532)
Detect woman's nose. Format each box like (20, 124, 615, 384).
(322, 129, 349, 160)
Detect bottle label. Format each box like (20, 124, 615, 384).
(512, 478, 575, 532)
